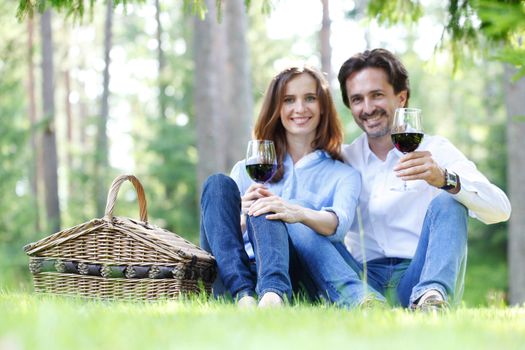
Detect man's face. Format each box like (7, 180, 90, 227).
(344, 67, 407, 139)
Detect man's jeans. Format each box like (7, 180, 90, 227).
(333, 192, 469, 307)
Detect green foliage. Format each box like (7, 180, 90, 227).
(17, 0, 130, 20)
(368, 0, 424, 25)
(17, 0, 276, 22)
(475, 0, 525, 41)
(0, 1, 41, 290)
(494, 47, 525, 80)
(368, 0, 525, 76)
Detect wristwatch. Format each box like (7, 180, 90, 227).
(440, 168, 458, 191)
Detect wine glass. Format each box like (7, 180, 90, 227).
(391, 108, 424, 191)
(245, 140, 278, 184)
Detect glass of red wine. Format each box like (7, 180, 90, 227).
(391, 108, 424, 191)
(245, 140, 278, 184)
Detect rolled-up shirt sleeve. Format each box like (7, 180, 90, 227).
(434, 137, 511, 224)
(451, 167, 511, 224)
(321, 168, 361, 242)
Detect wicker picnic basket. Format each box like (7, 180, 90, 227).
(24, 174, 216, 300)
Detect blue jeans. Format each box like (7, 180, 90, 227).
(334, 192, 469, 307)
(287, 223, 385, 308)
(200, 174, 316, 301)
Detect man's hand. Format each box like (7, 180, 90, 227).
(393, 151, 445, 188)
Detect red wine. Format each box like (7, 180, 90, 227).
(246, 163, 277, 183)
(391, 132, 424, 153)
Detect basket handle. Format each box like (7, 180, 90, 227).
(104, 174, 148, 223)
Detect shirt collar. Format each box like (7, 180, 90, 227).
(361, 133, 404, 164)
(285, 149, 329, 168)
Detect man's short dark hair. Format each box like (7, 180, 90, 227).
(337, 48, 410, 108)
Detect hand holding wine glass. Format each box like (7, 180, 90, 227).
(245, 140, 278, 184)
(391, 108, 424, 190)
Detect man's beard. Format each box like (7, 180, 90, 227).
(359, 109, 391, 138)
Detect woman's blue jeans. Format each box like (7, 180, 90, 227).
(200, 174, 316, 301)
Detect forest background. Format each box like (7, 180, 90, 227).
(1, 0, 524, 307)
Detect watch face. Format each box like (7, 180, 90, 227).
(441, 170, 457, 190)
(446, 171, 457, 189)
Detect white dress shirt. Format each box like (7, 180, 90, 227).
(342, 133, 511, 262)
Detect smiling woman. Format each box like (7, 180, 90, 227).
(279, 73, 321, 145)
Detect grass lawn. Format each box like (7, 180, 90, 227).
(1, 291, 524, 350)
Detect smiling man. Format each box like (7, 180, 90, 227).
(335, 48, 511, 310)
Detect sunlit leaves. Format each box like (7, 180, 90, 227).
(16, 0, 276, 21)
(368, 0, 424, 25)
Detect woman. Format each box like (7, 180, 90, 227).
(200, 65, 370, 308)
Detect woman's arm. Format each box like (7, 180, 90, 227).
(247, 190, 339, 236)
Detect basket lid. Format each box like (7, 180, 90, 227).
(24, 175, 215, 264)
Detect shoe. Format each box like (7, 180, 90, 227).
(258, 292, 284, 308)
(412, 289, 449, 312)
(237, 295, 257, 308)
(358, 295, 388, 310)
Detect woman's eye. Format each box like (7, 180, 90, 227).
(283, 97, 294, 104)
(305, 95, 316, 102)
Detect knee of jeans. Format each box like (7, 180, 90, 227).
(429, 192, 467, 218)
(202, 173, 237, 198)
(247, 214, 287, 234)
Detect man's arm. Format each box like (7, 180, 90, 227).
(394, 136, 511, 224)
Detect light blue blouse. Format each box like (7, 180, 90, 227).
(230, 149, 361, 259)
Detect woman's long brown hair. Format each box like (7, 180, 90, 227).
(253, 66, 343, 183)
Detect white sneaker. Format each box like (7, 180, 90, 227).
(412, 289, 448, 312)
(237, 295, 257, 308)
(258, 292, 284, 308)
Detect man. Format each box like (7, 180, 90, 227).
(336, 48, 511, 310)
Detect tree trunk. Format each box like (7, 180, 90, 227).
(505, 66, 525, 306)
(193, 0, 228, 192)
(40, 9, 61, 233)
(95, 0, 113, 217)
(64, 69, 73, 195)
(320, 0, 332, 84)
(155, 0, 167, 121)
(155, 0, 176, 198)
(224, 0, 253, 166)
(27, 16, 41, 232)
(193, 0, 252, 196)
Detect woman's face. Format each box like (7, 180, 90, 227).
(279, 72, 321, 141)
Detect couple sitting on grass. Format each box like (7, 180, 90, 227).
(199, 48, 511, 310)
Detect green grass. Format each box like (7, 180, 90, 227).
(1, 291, 524, 350)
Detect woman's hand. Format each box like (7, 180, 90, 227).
(244, 187, 339, 237)
(248, 189, 304, 223)
(241, 183, 270, 215)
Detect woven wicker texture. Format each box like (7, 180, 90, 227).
(25, 174, 216, 300)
